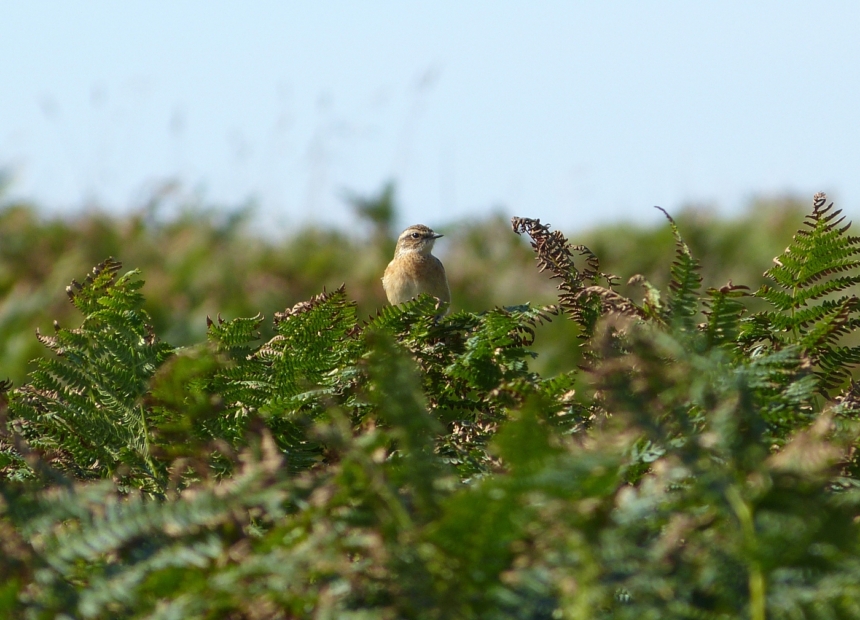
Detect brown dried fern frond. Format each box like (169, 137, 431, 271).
(511, 216, 630, 337)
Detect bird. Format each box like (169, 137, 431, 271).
(382, 224, 451, 312)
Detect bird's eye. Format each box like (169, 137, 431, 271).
(410, 232, 420, 239)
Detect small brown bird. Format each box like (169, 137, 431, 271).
(382, 224, 451, 311)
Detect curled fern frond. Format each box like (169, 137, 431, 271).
(511, 216, 575, 279)
(578, 286, 645, 319)
(628, 274, 664, 320)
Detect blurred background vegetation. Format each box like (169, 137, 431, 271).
(0, 176, 808, 384)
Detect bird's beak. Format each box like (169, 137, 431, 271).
(432, 233, 443, 239)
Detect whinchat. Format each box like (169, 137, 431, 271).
(382, 224, 451, 311)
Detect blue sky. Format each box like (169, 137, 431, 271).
(2, 2, 859, 232)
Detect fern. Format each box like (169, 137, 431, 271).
(746, 192, 860, 393)
(4, 259, 173, 493)
(511, 216, 620, 340)
(206, 311, 263, 357)
(11, 432, 291, 618)
(656, 206, 704, 331)
(702, 281, 750, 351)
(203, 287, 358, 473)
(6, 199, 860, 618)
(362, 292, 445, 339)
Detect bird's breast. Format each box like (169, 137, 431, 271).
(383, 253, 450, 305)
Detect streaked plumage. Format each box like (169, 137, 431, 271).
(382, 224, 451, 310)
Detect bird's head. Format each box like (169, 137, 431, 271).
(394, 224, 443, 257)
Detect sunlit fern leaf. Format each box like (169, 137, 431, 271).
(758, 275, 860, 311)
(766, 194, 860, 289)
(702, 282, 750, 350)
(534, 370, 590, 434)
(368, 301, 490, 476)
(758, 193, 860, 314)
(5, 260, 173, 493)
(744, 193, 860, 394)
(656, 207, 702, 331)
(365, 296, 560, 479)
(817, 346, 860, 393)
(264, 286, 357, 410)
(432, 305, 558, 476)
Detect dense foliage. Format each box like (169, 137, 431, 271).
(0, 183, 808, 385)
(2, 190, 860, 618)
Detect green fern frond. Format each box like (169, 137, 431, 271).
(363, 296, 561, 479)
(816, 346, 860, 393)
(14, 434, 289, 617)
(362, 293, 442, 339)
(63, 257, 123, 314)
(534, 370, 590, 433)
(758, 275, 860, 311)
(206, 312, 263, 356)
(6, 260, 173, 492)
(656, 207, 703, 330)
(702, 281, 750, 349)
(759, 193, 860, 311)
(744, 345, 818, 439)
(204, 287, 358, 472)
(259, 287, 356, 409)
(766, 194, 860, 288)
(745, 193, 860, 394)
(445, 304, 553, 392)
